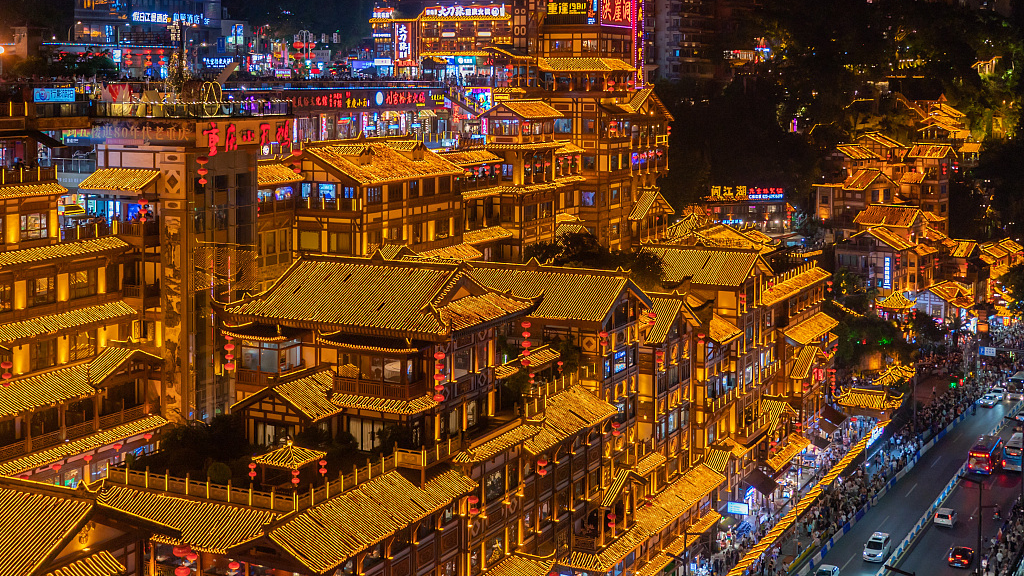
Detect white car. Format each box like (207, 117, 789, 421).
(991, 386, 1007, 400)
(935, 507, 958, 527)
(980, 394, 1001, 408)
(863, 532, 892, 562)
(814, 565, 840, 576)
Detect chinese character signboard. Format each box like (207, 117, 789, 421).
(394, 21, 414, 62)
(634, 0, 644, 84)
(284, 88, 439, 111)
(423, 4, 508, 17)
(546, 0, 594, 15)
(883, 256, 892, 289)
(600, 0, 632, 27)
(33, 88, 76, 103)
(196, 118, 293, 156)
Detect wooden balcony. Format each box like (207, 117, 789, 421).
(0, 403, 152, 461)
(333, 377, 428, 400)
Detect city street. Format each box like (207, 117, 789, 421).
(813, 395, 1021, 576)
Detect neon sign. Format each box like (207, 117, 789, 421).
(546, 0, 592, 15)
(131, 11, 210, 24)
(600, 0, 632, 27)
(883, 256, 892, 289)
(373, 8, 395, 18)
(286, 89, 435, 110)
(395, 23, 412, 61)
(198, 119, 293, 156)
(424, 4, 507, 17)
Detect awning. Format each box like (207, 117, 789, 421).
(821, 405, 848, 429)
(818, 419, 839, 435)
(743, 468, 778, 496)
(0, 129, 65, 148)
(60, 203, 86, 216)
(809, 434, 832, 449)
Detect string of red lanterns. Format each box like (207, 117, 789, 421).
(433, 351, 446, 402)
(197, 155, 209, 186)
(224, 335, 236, 372)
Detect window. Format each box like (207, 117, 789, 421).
(820, 193, 829, 205)
(610, 187, 620, 204)
(367, 186, 383, 204)
(581, 190, 596, 206)
(524, 205, 537, 221)
(28, 276, 56, 307)
(485, 469, 505, 501)
(278, 229, 289, 253)
(69, 269, 98, 300)
(554, 118, 572, 134)
(342, 186, 357, 199)
(318, 183, 336, 199)
(439, 177, 451, 194)
(550, 39, 572, 52)
(0, 283, 11, 312)
(582, 119, 595, 134)
(502, 163, 515, 180)
(387, 184, 402, 203)
(30, 338, 56, 372)
(581, 38, 598, 52)
(435, 218, 450, 239)
(68, 330, 96, 361)
(262, 231, 276, 256)
(423, 178, 436, 196)
(328, 231, 351, 254)
(540, 202, 553, 218)
(453, 347, 473, 380)
(298, 230, 321, 251)
(582, 156, 596, 170)
(20, 213, 48, 241)
(408, 180, 419, 198)
(610, 154, 620, 171)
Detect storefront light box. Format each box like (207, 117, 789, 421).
(726, 501, 749, 515)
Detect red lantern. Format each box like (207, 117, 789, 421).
(291, 469, 300, 476)
(51, 462, 62, 472)
(319, 467, 327, 475)
(468, 495, 479, 504)
(522, 341, 532, 349)
(83, 454, 93, 463)
(434, 373, 446, 381)
(599, 331, 608, 339)
(469, 507, 480, 515)
(434, 352, 446, 360)
(537, 457, 548, 468)
(228, 562, 241, 571)
(291, 477, 300, 485)
(607, 513, 616, 520)
(522, 321, 531, 329)
(538, 468, 548, 477)
(434, 384, 445, 392)
(608, 521, 615, 528)
(196, 156, 209, 165)
(112, 442, 123, 451)
(248, 471, 257, 478)
(248, 462, 257, 469)
(433, 393, 445, 402)
(1, 361, 11, 370)
(319, 460, 327, 467)
(175, 567, 191, 576)
(186, 552, 198, 562)
(521, 359, 531, 366)
(143, 432, 153, 441)
(522, 331, 531, 339)
(225, 363, 235, 371)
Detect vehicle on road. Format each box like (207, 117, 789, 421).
(980, 394, 1001, 407)
(948, 546, 975, 568)
(969, 435, 1005, 474)
(814, 565, 840, 576)
(1008, 375, 1024, 401)
(991, 386, 1007, 400)
(934, 507, 958, 527)
(1003, 432, 1024, 472)
(863, 532, 891, 562)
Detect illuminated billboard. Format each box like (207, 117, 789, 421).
(424, 4, 507, 17)
(600, 0, 632, 27)
(394, 21, 414, 63)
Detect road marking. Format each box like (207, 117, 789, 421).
(879, 514, 891, 525)
(931, 456, 943, 468)
(906, 483, 918, 496)
(840, 556, 855, 572)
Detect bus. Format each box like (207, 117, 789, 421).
(1008, 371, 1024, 401)
(970, 435, 1005, 474)
(1003, 433, 1024, 472)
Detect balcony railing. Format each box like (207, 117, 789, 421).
(0, 166, 56, 186)
(333, 377, 428, 400)
(297, 196, 360, 212)
(50, 157, 97, 173)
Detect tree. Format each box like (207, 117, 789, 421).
(528, 231, 666, 290)
(1001, 263, 1024, 314)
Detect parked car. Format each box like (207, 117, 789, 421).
(935, 508, 958, 527)
(863, 532, 892, 562)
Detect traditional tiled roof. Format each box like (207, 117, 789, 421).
(0, 237, 128, 270)
(853, 227, 915, 252)
(453, 423, 542, 463)
(789, 346, 818, 380)
(252, 443, 326, 470)
(0, 300, 137, 344)
(765, 434, 810, 471)
(78, 168, 160, 192)
(566, 523, 650, 572)
(96, 483, 279, 553)
(637, 511, 722, 576)
(959, 142, 982, 154)
(835, 387, 905, 411)
(329, 392, 439, 415)
(718, 436, 754, 459)
(438, 149, 503, 166)
(481, 99, 562, 120)
(45, 550, 125, 576)
(907, 144, 956, 159)
(221, 256, 537, 340)
(703, 448, 730, 473)
(949, 239, 977, 259)
(303, 140, 461, 185)
(873, 364, 915, 388)
(555, 141, 585, 154)
(87, 345, 162, 384)
(914, 244, 938, 257)
(0, 480, 94, 576)
(0, 415, 168, 476)
(858, 132, 907, 150)
(0, 181, 68, 199)
(265, 469, 475, 573)
(926, 280, 974, 308)
(760, 266, 829, 307)
(628, 188, 675, 221)
(760, 395, 798, 425)
(853, 204, 923, 228)
(635, 451, 666, 476)
(635, 464, 725, 534)
(601, 469, 640, 507)
(836, 144, 882, 161)
(524, 385, 617, 454)
(644, 245, 766, 287)
(470, 261, 643, 324)
(0, 364, 95, 418)
(708, 314, 742, 345)
(876, 291, 916, 310)
(463, 226, 514, 245)
(899, 171, 926, 185)
(493, 344, 560, 380)
(535, 57, 634, 72)
(461, 175, 586, 200)
(257, 162, 303, 187)
(783, 312, 839, 345)
(482, 554, 555, 576)
(842, 169, 886, 191)
(415, 243, 483, 261)
(645, 297, 683, 345)
(616, 86, 654, 114)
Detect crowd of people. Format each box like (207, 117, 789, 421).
(989, 496, 1024, 576)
